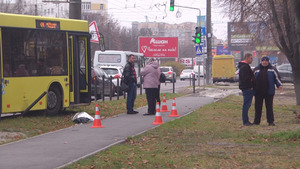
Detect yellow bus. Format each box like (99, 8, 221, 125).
(0, 13, 91, 117)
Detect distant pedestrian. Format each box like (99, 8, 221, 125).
(140, 58, 159, 115)
(253, 56, 283, 126)
(238, 53, 255, 126)
(123, 54, 138, 114)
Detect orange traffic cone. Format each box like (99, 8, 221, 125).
(152, 102, 163, 125)
(91, 104, 104, 128)
(168, 98, 180, 117)
(161, 94, 170, 112)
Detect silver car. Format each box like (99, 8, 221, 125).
(277, 64, 293, 83)
(160, 66, 176, 82)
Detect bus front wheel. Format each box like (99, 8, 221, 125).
(46, 86, 62, 116)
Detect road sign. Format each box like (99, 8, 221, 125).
(196, 45, 203, 55)
(89, 21, 100, 43)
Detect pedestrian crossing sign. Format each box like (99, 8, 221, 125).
(196, 45, 203, 55)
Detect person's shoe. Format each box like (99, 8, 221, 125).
(127, 111, 138, 114)
(253, 122, 260, 125)
(143, 113, 155, 116)
(268, 123, 275, 126)
(243, 122, 253, 126)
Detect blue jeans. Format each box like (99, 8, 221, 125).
(127, 83, 136, 112)
(242, 89, 254, 124)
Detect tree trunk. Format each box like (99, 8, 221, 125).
(294, 71, 300, 105)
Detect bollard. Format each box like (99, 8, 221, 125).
(117, 78, 120, 100)
(172, 73, 175, 93)
(102, 75, 105, 102)
(193, 74, 195, 93)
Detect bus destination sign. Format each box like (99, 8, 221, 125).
(36, 20, 60, 30)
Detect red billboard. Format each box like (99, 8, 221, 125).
(139, 37, 178, 58)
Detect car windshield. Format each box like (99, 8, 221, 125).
(101, 68, 119, 75)
(160, 68, 170, 72)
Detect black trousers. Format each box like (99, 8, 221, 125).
(145, 88, 158, 114)
(254, 94, 274, 124)
(156, 85, 161, 105)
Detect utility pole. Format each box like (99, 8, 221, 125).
(206, 0, 212, 84)
(69, 0, 81, 19)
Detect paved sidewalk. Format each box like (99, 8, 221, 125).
(0, 94, 214, 169)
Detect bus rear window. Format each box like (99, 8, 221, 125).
(98, 54, 121, 63)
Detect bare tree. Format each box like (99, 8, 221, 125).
(218, 0, 300, 105)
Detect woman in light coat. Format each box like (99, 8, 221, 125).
(140, 58, 159, 115)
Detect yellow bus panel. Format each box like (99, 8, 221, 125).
(2, 76, 70, 114)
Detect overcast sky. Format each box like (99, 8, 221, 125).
(107, 0, 230, 40)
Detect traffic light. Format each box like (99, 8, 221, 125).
(170, 0, 174, 11)
(193, 26, 201, 44)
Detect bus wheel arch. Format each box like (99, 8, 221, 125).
(46, 83, 63, 116)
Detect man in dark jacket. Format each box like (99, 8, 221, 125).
(123, 54, 138, 114)
(253, 56, 283, 126)
(238, 53, 255, 126)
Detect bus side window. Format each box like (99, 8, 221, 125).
(3, 63, 12, 77)
(15, 64, 29, 77)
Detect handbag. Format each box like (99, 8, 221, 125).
(120, 77, 129, 92)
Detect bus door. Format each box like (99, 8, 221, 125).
(68, 34, 91, 104)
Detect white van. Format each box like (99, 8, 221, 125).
(193, 65, 205, 77)
(93, 50, 145, 82)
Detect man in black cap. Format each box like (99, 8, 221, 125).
(253, 56, 283, 126)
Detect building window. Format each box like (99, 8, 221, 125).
(100, 4, 104, 10)
(82, 2, 91, 10)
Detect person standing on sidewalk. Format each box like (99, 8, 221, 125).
(140, 58, 159, 115)
(253, 56, 283, 126)
(123, 54, 138, 114)
(156, 60, 161, 106)
(238, 53, 255, 126)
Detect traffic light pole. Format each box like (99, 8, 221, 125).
(174, 5, 202, 86)
(174, 5, 201, 27)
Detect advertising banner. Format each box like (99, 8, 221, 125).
(228, 22, 279, 51)
(179, 58, 196, 67)
(139, 37, 178, 57)
(216, 45, 231, 55)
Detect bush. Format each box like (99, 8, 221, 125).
(160, 61, 185, 76)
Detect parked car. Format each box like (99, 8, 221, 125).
(160, 66, 176, 82)
(100, 65, 123, 79)
(277, 64, 293, 83)
(180, 69, 197, 80)
(99, 65, 124, 95)
(91, 67, 115, 99)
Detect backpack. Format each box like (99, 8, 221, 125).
(159, 73, 166, 83)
